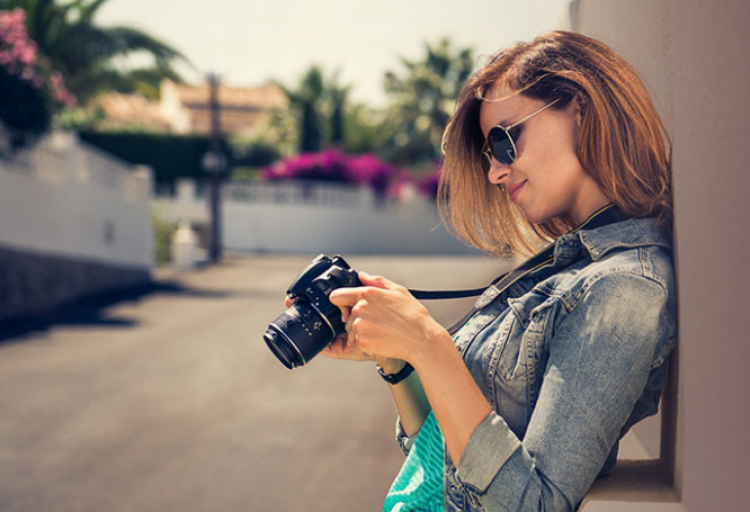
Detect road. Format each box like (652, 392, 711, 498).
(0, 254, 508, 512)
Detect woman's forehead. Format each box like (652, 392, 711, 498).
(479, 84, 528, 136)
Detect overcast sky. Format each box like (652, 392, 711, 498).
(98, 0, 572, 106)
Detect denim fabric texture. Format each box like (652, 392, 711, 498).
(395, 216, 676, 512)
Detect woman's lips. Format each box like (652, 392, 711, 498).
(508, 180, 526, 202)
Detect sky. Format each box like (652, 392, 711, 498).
(98, 0, 572, 106)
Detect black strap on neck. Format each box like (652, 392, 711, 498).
(407, 204, 629, 301)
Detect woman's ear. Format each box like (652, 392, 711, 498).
(571, 95, 586, 127)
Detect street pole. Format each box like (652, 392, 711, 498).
(206, 73, 225, 263)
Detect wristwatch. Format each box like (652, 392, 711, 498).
(376, 362, 415, 385)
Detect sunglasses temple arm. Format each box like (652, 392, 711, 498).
(507, 98, 561, 130)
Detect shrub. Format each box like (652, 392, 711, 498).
(261, 149, 403, 197)
(151, 208, 177, 267)
(416, 165, 442, 201)
(0, 9, 75, 150)
(78, 131, 230, 188)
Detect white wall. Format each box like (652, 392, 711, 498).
(576, 0, 750, 510)
(0, 132, 153, 268)
(155, 180, 479, 256)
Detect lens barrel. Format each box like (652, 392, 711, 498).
(263, 302, 336, 369)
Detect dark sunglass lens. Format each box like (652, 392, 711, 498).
(488, 127, 515, 166)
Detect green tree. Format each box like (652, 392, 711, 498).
(382, 38, 474, 165)
(325, 71, 350, 148)
(341, 103, 387, 155)
(250, 106, 298, 158)
(0, 0, 187, 103)
(279, 65, 325, 153)
(277, 66, 353, 153)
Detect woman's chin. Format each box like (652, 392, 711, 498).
(520, 207, 546, 225)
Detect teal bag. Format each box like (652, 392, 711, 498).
(382, 410, 445, 512)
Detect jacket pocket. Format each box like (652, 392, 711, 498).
(487, 291, 553, 382)
(486, 302, 529, 382)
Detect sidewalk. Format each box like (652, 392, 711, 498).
(0, 254, 507, 512)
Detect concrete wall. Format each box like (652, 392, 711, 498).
(154, 179, 479, 256)
(0, 132, 154, 324)
(0, 132, 153, 267)
(574, 0, 750, 510)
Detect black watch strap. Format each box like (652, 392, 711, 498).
(377, 362, 414, 385)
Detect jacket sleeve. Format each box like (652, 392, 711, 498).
(454, 273, 673, 512)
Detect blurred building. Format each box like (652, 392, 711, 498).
(94, 80, 287, 136)
(94, 92, 172, 132)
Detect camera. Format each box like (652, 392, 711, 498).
(263, 254, 361, 369)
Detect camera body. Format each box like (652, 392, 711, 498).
(263, 254, 361, 369)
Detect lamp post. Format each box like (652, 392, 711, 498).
(202, 72, 226, 263)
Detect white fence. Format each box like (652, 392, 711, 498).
(0, 131, 153, 268)
(155, 179, 478, 255)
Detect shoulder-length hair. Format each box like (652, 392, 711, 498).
(440, 30, 672, 256)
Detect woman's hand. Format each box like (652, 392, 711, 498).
(328, 271, 453, 367)
(282, 294, 400, 367)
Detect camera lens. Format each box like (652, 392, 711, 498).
(263, 326, 301, 369)
(263, 302, 336, 369)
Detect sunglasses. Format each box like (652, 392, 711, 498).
(481, 98, 561, 172)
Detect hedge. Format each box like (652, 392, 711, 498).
(78, 131, 231, 187)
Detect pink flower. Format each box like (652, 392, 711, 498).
(0, 8, 78, 113)
(19, 46, 36, 65)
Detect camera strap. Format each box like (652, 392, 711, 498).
(407, 204, 629, 302)
(408, 205, 630, 335)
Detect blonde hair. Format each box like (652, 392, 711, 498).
(440, 31, 672, 256)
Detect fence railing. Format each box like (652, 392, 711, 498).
(222, 180, 368, 208)
(152, 178, 469, 255)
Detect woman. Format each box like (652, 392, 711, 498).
(294, 31, 676, 511)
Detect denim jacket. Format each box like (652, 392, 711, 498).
(396, 217, 676, 512)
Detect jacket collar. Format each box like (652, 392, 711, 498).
(571, 216, 671, 261)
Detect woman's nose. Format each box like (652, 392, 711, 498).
(487, 162, 511, 185)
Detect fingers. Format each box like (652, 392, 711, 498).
(358, 271, 399, 290)
(345, 310, 361, 344)
(339, 305, 352, 323)
(329, 286, 367, 307)
(321, 334, 347, 358)
(320, 334, 373, 362)
(329, 275, 405, 308)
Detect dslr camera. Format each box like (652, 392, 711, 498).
(263, 254, 361, 369)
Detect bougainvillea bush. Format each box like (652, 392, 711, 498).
(261, 149, 442, 201)
(415, 165, 441, 201)
(0, 8, 75, 149)
(262, 150, 351, 183)
(261, 149, 400, 197)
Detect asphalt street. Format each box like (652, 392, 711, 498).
(0, 254, 509, 512)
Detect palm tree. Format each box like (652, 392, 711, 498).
(382, 38, 474, 165)
(277, 66, 352, 154)
(327, 73, 350, 148)
(278, 65, 326, 153)
(0, 0, 187, 103)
